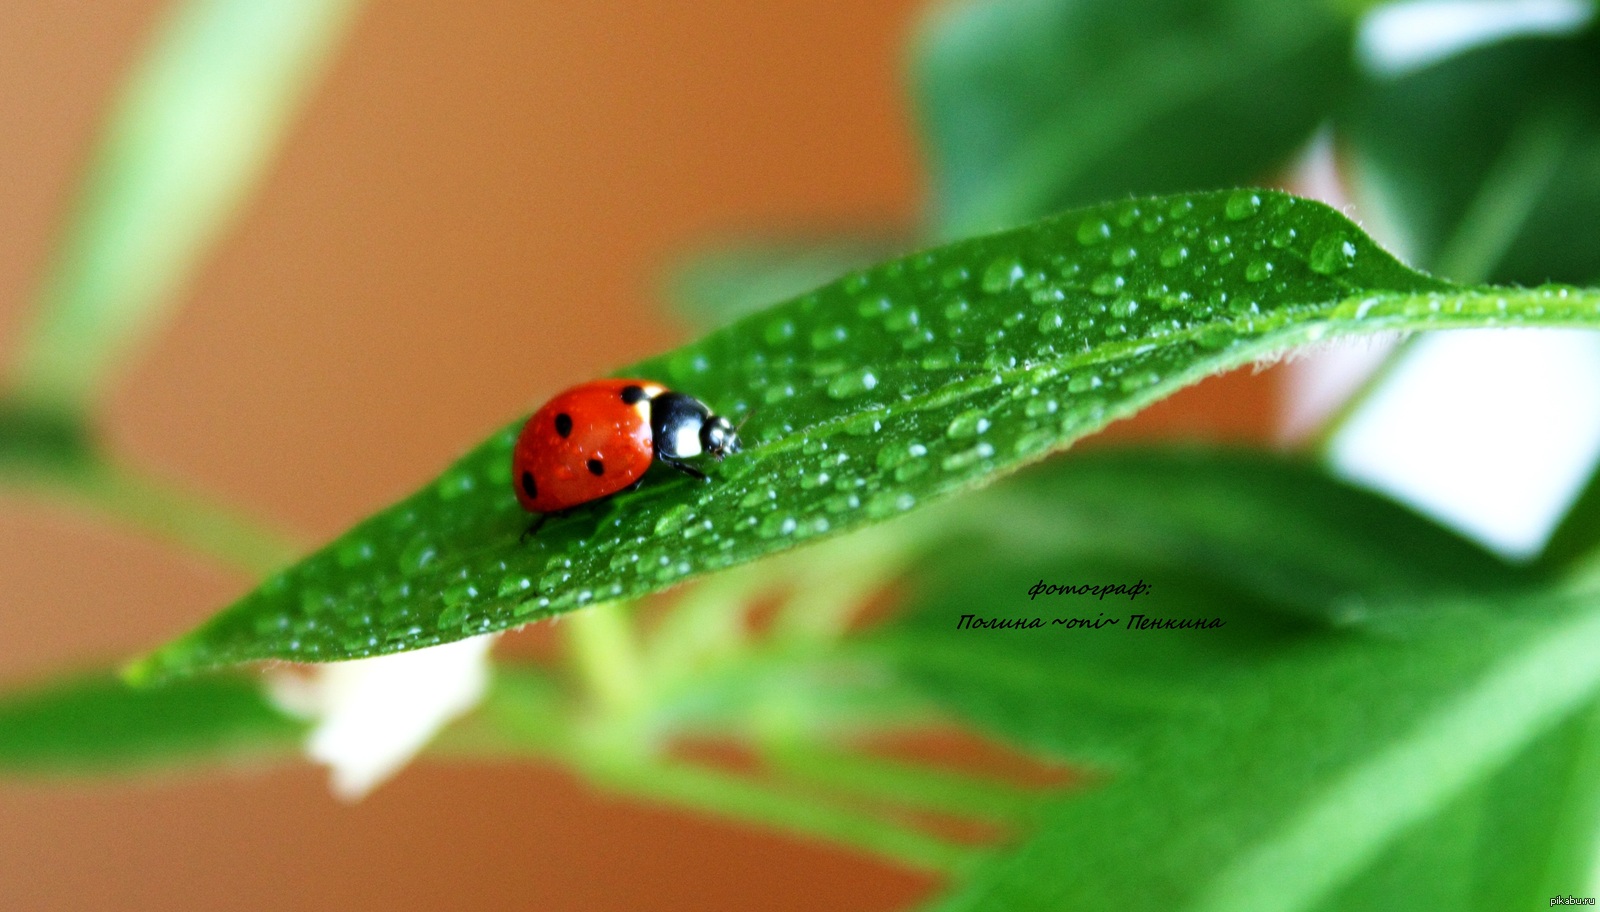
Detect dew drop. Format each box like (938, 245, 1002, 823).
(894, 460, 930, 482)
(1159, 245, 1189, 268)
(800, 471, 831, 490)
(810, 325, 849, 350)
(1309, 235, 1358, 274)
(337, 539, 375, 568)
(865, 490, 916, 518)
(499, 575, 535, 597)
(1225, 191, 1262, 220)
(1110, 246, 1137, 267)
(442, 581, 480, 608)
(758, 512, 799, 538)
(668, 350, 710, 379)
(982, 258, 1025, 293)
(875, 441, 928, 470)
(827, 369, 878, 399)
(1245, 259, 1274, 282)
(436, 469, 475, 500)
(946, 410, 991, 439)
(1118, 370, 1160, 391)
(1090, 273, 1125, 296)
(1270, 226, 1296, 249)
(823, 492, 861, 514)
(982, 351, 1017, 371)
(764, 319, 796, 345)
(400, 540, 438, 574)
(1076, 218, 1112, 245)
(1038, 309, 1064, 332)
(885, 306, 921, 333)
(845, 413, 884, 436)
(943, 298, 971, 321)
(1013, 429, 1056, 456)
(1024, 397, 1059, 418)
(941, 442, 995, 472)
(653, 504, 692, 535)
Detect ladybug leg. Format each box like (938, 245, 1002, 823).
(519, 513, 552, 543)
(660, 456, 709, 481)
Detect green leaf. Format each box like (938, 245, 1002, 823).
(960, 447, 1535, 628)
(878, 453, 1600, 911)
(1537, 457, 1600, 575)
(667, 235, 905, 327)
(0, 670, 303, 775)
(6, 0, 363, 414)
(913, 0, 1354, 237)
(1343, 26, 1600, 284)
(0, 400, 95, 473)
(128, 188, 1600, 682)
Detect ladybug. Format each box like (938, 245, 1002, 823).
(512, 379, 742, 533)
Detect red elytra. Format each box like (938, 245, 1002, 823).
(512, 379, 664, 514)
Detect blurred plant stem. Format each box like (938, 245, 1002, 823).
(473, 667, 982, 875)
(517, 518, 1023, 874)
(2, 458, 301, 578)
(566, 602, 648, 718)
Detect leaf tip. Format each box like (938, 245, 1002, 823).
(120, 648, 177, 688)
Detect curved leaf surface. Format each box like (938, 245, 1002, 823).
(130, 189, 1600, 681)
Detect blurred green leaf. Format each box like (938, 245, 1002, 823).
(127, 189, 1600, 682)
(961, 447, 1535, 628)
(667, 234, 905, 328)
(7, 0, 363, 414)
(914, 0, 1354, 237)
(1344, 26, 1600, 284)
(0, 670, 303, 775)
(1537, 457, 1600, 575)
(878, 453, 1600, 911)
(0, 400, 95, 473)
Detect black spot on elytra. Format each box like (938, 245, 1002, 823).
(620, 385, 646, 404)
(520, 470, 538, 500)
(554, 413, 573, 437)
(587, 458, 605, 476)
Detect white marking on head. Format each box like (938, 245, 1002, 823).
(671, 421, 702, 457)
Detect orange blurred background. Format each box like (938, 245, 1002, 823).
(0, 3, 1275, 909)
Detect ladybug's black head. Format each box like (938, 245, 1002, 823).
(651, 391, 741, 462)
(700, 415, 741, 461)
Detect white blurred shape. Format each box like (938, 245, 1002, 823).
(1360, 0, 1592, 76)
(1284, 128, 1353, 213)
(268, 634, 496, 800)
(1324, 330, 1600, 558)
